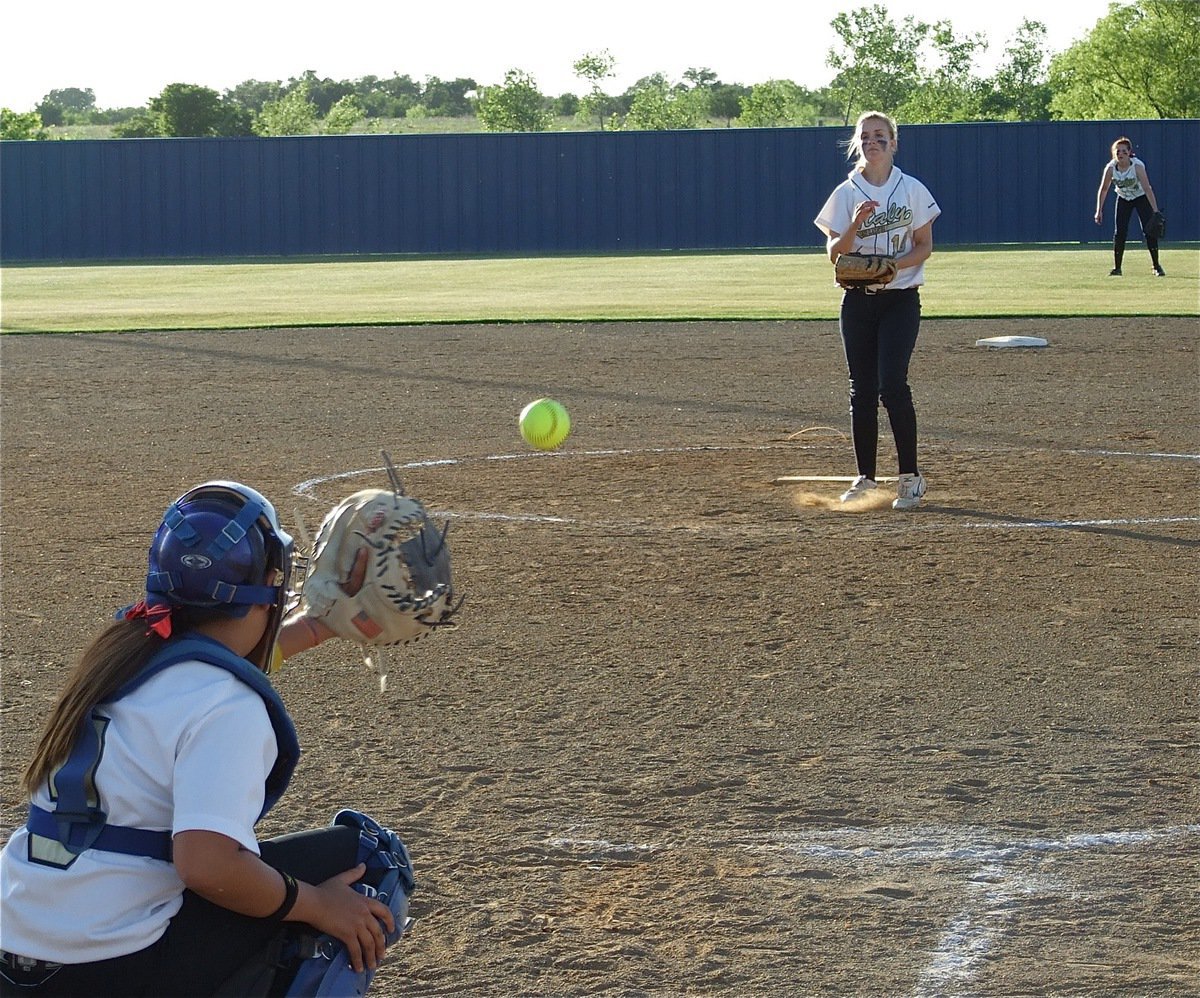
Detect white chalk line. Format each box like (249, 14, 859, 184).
(916, 864, 1051, 994)
(292, 447, 1200, 534)
(543, 824, 1198, 996)
(955, 515, 1197, 529)
(748, 822, 1200, 865)
(755, 822, 1199, 996)
(1067, 448, 1198, 460)
(291, 445, 791, 499)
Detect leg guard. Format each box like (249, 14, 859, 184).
(282, 810, 416, 997)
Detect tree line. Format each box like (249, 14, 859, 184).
(2, 1, 1195, 140)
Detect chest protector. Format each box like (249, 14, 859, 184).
(26, 634, 299, 867)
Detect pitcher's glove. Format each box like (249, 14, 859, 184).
(1146, 211, 1166, 240)
(301, 487, 457, 649)
(835, 253, 897, 290)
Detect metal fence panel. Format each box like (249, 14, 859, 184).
(2, 120, 1196, 262)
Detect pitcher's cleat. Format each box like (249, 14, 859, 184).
(892, 473, 927, 510)
(1109, 268, 1122, 276)
(840, 476, 878, 502)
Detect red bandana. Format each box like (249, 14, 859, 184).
(123, 600, 173, 639)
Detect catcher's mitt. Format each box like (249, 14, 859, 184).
(1145, 211, 1166, 241)
(300, 485, 457, 655)
(835, 253, 897, 290)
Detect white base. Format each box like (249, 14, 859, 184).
(975, 335, 1048, 348)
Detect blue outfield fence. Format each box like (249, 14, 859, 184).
(1, 119, 1197, 262)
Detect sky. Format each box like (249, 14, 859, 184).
(1, 0, 1116, 112)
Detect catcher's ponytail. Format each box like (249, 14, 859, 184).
(21, 604, 233, 795)
(22, 620, 163, 795)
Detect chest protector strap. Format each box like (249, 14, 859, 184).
(27, 634, 299, 866)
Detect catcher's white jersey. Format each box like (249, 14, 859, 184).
(815, 167, 941, 290)
(1108, 157, 1147, 201)
(0, 660, 275, 963)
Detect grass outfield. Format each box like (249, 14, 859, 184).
(1, 245, 1196, 333)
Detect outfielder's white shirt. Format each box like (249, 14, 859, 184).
(0, 660, 276, 963)
(815, 167, 941, 290)
(1108, 157, 1147, 201)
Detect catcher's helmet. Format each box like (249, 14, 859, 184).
(140, 481, 294, 670)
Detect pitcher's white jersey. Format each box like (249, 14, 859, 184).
(815, 167, 941, 290)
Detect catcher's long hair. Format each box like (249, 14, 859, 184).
(21, 607, 229, 796)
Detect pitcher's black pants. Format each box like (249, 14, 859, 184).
(839, 286, 922, 482)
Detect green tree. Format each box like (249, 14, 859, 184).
(43, 87, 97, 112)
(352, 74, 421, 118)
(323, 94, 365, 134)
(254, 83, 319, 136)
(1, 108, 43, 139)
(477, 69, 553, 131)
(420, 76, 476, 116)
(91, 106, 142, 127)
(738, 80, 818, 127)
(36, 87, 96, 127)
(1048, 0, 1200, 118)
(287, 71, 355, 115)
(551, 93, 579, 116)
(223, 80, 285, 115)
(682, 67, 718, 90)
(623, 74, 707, 130)
(573, 50, 617, 129)
(678, 66, 719, 121)
(826, 5, 926, 123)
(150, 83, 226, 136)
(709, 83, 750, 126)
(898, 22, 989, 122)
(113, 110, 167, 137)
(977, 20, 1053, 121)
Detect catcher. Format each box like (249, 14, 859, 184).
(0, 470, 455, 997)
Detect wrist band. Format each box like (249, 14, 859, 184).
(268, 870, 299, 921)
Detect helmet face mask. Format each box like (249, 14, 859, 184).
(143, 481, 294, 670)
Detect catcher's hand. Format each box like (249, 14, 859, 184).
(835, 252, 898, 290)
(1146, 211, 1166, 241)
(300, 487, 457, 650)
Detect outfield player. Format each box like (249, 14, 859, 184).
(0, 482, 393, 996)
(1094, 136, 1165, 277)
(814, 111, 941, 510)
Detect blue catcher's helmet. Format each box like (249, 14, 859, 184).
(140, 481, 294, 669)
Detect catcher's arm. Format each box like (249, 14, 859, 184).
(275, 547, 369, 662)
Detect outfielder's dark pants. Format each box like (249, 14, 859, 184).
(0, 824, 359, 998)
(1113, 194, 1161, 269)
(839, 286, 922, 482)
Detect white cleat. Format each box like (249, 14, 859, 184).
(840, 475, 878, 502)
(892, 472, 927, 510)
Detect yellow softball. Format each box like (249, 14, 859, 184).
(519, 398, 571, 450)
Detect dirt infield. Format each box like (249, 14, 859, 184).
(1, 317, 1197, 996)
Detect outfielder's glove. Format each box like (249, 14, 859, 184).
(300, 486, 457, 653)
(1146, 211, 1166, 241)
(835, 253, 897, 290)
